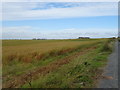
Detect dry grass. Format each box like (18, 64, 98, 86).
(3, 45, 97, 88)
(2, 39, 101, 64)
(2, 39, 114, 88)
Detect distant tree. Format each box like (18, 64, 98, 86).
(32, 38, 36, 40)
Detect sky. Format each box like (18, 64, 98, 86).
(1, 2, 118, 39)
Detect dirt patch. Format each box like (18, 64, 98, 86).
(101, 76, 113, 80)
(3, 46, 96, 88)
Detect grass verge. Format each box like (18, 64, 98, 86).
(21, 39, 114, 88)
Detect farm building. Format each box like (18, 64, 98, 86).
(78, 37, 90, 39)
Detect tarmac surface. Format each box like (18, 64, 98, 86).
(98, 41, 119, 88)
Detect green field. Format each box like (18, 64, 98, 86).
(2, 39, 114, 88)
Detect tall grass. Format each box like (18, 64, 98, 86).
(3, 41, 101, 64)
(22, 39, 114, 88)
(3, 40, 102, 83)
(3, 39, 112, 87)
(3, 39, 102, 65)
(101, 38, 115, 52)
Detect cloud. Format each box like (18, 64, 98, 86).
(2, 26, 45, 39)
(2, 26, 118, 39)
(1, 0, 119, 2)
(2, 2, 118, 21)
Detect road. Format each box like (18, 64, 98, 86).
(98, 41, 119, 88)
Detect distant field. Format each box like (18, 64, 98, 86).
(2, 39, 114, 88)
(2, 39, 101, 64)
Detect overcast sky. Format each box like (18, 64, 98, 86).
(1, 2, 118, 39)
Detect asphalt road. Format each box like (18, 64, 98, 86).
(98, 41, 119, 88)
